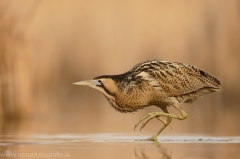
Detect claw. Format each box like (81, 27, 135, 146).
(166, 118, 173, 129)
(134, 112, 170, 132)
(140, 115, 156, 132)
(134, 113, 154, 131)
(134, 124, 139, 131)
(134, 121, 141, 131)
(169, 124, 172, 129)
(168, 122, 173, 129)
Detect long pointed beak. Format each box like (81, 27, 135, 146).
(73, 80, 94, 86)
(73, 80, 101, 87)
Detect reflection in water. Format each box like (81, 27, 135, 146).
(134, 142, 171, 159)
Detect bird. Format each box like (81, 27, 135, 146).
(74, 59, 221, 142)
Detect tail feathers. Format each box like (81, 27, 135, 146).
(208, 87, 222, 92)
(196, 87, 221, 97)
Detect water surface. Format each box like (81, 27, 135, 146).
(0, 134, 239, 159)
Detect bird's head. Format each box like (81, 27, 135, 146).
(74, 75, 119, 99)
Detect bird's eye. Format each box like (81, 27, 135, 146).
(98, 80, 102, 84)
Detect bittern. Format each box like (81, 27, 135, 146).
(74, 59, 221, 141)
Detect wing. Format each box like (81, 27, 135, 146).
(131, 59, 221, 97)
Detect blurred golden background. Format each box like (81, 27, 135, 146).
(0, 0, 239, 136)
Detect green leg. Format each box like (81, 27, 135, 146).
(135, 104, 187, 142)
(134, 113, 167, 131)
(145, 117, 172, 141)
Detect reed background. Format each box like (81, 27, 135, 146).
(0, 0, 240, 136)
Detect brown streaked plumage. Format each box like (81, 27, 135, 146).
(74, 59, 221, 141)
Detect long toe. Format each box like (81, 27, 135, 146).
(134, 112, 156, 131)
(140, 115, 156, 132)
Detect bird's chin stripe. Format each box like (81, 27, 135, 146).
(94, 85, 115, 100)
(100, 82, 116, 97)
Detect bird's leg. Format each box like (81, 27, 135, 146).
(152, 105, 187, 121)
(144, 117, 172, 141)
(139, 115, 167, 132)
(135, 104, 187, 142)
(134, 113, 167, 131)
(138, 106, 173, 142)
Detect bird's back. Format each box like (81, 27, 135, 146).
(128, 59, 221, 103)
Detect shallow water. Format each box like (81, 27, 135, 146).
(0, 134, 239, 159)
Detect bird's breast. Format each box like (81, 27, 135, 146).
(112, 86, 163, 113)
(107, 98, 138, 113)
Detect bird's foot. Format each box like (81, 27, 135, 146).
(135, 135, 158, 142)
(134, 112, 167, 132)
